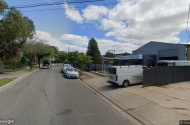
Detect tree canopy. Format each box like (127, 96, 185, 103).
(0, 2, 35, 61)
(67, 51, 79, 64)
(86, 38, 102, 63)
(78, 54, 93, 64)
(104, 51, 114, 58)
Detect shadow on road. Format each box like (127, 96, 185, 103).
(99, 84, 122, 91)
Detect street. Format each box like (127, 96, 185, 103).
(0, 65, 133, 125)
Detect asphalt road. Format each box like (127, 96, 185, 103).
(0, 65, 133, 125)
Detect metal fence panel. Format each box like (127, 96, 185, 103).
(143, 66, 190, 87)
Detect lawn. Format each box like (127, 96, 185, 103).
(26, 67, 39, 72)
(0, 78, 17, 87)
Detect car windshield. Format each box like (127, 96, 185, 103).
(67, 68, 76, 72)
(64, 64, 71, 67)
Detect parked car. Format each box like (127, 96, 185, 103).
(61, 64, 72, 74)
(107, 65, 144, 87)
(42, 64, 50, 69)
(65, 67, 79, 79)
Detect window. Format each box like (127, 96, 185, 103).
(108, 68, 116, 74)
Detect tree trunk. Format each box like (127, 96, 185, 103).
(38, 58, 41, 68)
(29, 55, 33, 70)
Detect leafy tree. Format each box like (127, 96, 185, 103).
(86, 38, 102, 63)
(123, 52, 131, 56)
(23, 38, 52, 69)
(104, 51, 114, 58)
(23, 40, 37, 69)
(0, 6, 35, 61)
(78, 54, 93, 64)
(57, 52, 68, 63)
(0, 0, 8, 14)
(36, 42, 54, 67)
(78, 54, 93, 72)
(67, 51, 79, 64)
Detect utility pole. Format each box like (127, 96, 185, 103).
(68, 47, 69, 53)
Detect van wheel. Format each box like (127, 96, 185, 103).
(123, 80, 129, 88)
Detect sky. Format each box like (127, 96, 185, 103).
(3, 0, 190, 54)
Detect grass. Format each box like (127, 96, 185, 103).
(26, 67, 39, 72)
(4, 67, 27, 72)
(0, 78, 17, 87)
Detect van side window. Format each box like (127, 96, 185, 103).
(108, 68, 116, 74)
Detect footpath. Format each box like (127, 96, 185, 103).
(80, 71, 190, 125)
(0, 68, 39, 91)
(0, 69, 29, 80)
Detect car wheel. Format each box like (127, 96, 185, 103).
(123, 80, 129, 88)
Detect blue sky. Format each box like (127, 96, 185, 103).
(4, 0, 190, 54)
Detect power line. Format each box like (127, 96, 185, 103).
(11, 0, 104, 9)
(21, 2, 118, 12)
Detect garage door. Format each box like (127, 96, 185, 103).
(159, 49, 178, 57)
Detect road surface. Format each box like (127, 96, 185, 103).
(0, 65, 133, 125)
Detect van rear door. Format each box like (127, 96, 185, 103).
(108, 67, 117, 83)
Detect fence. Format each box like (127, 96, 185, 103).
(77, 63, 112, 75)
(143, 66, 190, 87)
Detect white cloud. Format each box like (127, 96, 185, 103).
(59, 34, 89, 46)
(103, 0, 190, 45)
(63, 3, 84, 24)
(82, 5, 108, 21)
(96, 39, 138, 54)
(36, 31, 87, 52)
(36, 31, 138, 54)
(63, 0, 190, 46)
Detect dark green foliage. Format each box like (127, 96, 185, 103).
(57, 52, 68, 62)
(67, 51, 79, 64)
(78, 54, 93, 64)
(0, 4, 35, 61)
(123, 52, 131, 56)
(104, 51, 114, 58)
(0, 0, 8, 14)
(86, 38, 102, 63)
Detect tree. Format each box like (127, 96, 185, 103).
(67, 51, 79, 64)
(86, 38, 102, 63)
(78, 54, 93, 71)
(0, 6, 35, 61)
(0, 0, 8, 14)
(22, 40, 37, 69)
(36, 42, 54, 67)
(123, 52, 131, 56)
(104, 51, 114, 58)
(23, 38, 52, 69)
(57, 52, 68, 63)
(78, 54, 93, 64)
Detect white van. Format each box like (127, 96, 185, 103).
(107, 65, 145, 87)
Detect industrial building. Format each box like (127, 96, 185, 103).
(119, 41, 190, 66)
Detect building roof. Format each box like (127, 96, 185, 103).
(134, 41, 186, 52)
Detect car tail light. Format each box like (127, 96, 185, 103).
(116, 75, 118, 81)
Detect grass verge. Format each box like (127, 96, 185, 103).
(26, 67, 39, 72)
(0, 78, 17, 87)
